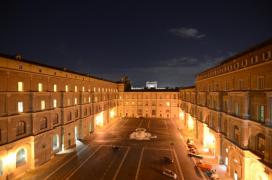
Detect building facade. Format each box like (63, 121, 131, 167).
(0, 55, 119, 179)
(118, 89, 180, 119)
(179, 40, 272, 180)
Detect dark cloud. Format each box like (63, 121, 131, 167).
(169, 27, 206, 39)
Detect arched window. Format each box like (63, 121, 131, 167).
(16, 121, 26, 136)
(53, 113, 59, 125)
(52, 134, 59, 151)
(16, 148, 26, 167)
(40, 117, 47, 130)
(256, 133, 265, 156)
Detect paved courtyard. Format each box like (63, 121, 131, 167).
(21, 118, 206, 180)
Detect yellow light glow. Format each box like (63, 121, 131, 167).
(166, 102, 170, 106)
(110, 109, 115, 118)
(95, 112, 104, 127)
(179, 111, 185, 120)
(203, 125, 216, 155)
(187, 115, 194, 130)
(4, 152, 16, 167)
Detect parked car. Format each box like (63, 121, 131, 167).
(162, 169, 177, 179)
(188, 152, 203, 159)
(163, 156, 174, 164)
(196, 161, 212, 171)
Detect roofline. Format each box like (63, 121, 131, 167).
(0, 53, 118, 84)
(197, 38, 272, 77)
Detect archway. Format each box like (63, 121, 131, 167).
(52, 134, 59, 151)
(16, 148, 26, 168)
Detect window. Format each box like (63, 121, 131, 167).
(40, 117, 47, 130)
(18, 102, 23, 113)
(257, 76, 265, 89)
(67, 112, 72, 121)
(16, 121, 26, 136)
(88, 96, 91, 103)
(67, 98, 70, 106)
(74, 98, 77, 105)
(234, 126, 239, 143)
(84, 108, 87, 116)
(235, 103, 240, 116)
(75, 86, 77, 92)
(263, 51, 271, 60)
(53, 84, 57, 92)
(53, 99, 57, 108)
(82, 86, 85, 92)
(258, 105, 265, 122)
(256, 133, 265, 155)
(65, 85, 68, 92)
(75, 110, 78, 118)
(18, 82, 23, 92)
(38, 83, 43, 92)
(52, 114, 59, 125)
(41, 100, 45, 110)
(152, 110, 156, 116)
(238, 79, 244, 90)
(16, 148, 26, 167)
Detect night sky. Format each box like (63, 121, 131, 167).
(1, 1, 272, 87)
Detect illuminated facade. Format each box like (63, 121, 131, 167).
(0, 55, 119, 179)
(180, 39, 272, 180)
(118, 89, 180, 119)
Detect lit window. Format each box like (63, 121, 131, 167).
(75, 86, 77, 92)
(82, 86, 85, 92)
(18, 102, 23, 112)
(53, 84, 57, 92)
(94, 87, 96, 92)
(53, 99, 57, 108)
(225, 157, 228, 166)
(166, 102, 170, 106)
(258, 105, 265, 122)
(65, 85, 68, 92)
(41, 100, 45, 110)
(74, 98, 77, 105)
(89, 96, 91, 102)
(38, 83, 43, 92)
(18, 82, 23, 92)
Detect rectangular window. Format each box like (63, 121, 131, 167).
(53, 99, 57, 108)
(258, 105, 265, 122)
(75, 86, 77, 92)
(82, 86, 85, 92)
(18, 102, 23, 112)
(65, 85, 68, 92)
(18, 82, 23, 92)
(67, 98, 70, 106)
(74, 98, 77, 105)
(41, 100, 45, 110)
(88, 96, 91, 103)
(235, 103, 240, 116)
(38, 83, 43, 92)
(53, 84, 57, 92)
(257, 76, 265, 89)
